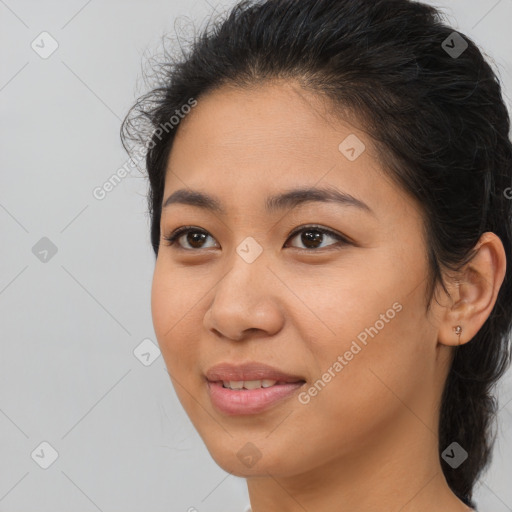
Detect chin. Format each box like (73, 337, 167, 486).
(202, 435, 300, 477)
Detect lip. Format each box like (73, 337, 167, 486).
(205, 361, 306, 415)
(207, 380, 305, 415)
(205, 361, 305, 383)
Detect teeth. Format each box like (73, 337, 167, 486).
(221, 379, 278, 390)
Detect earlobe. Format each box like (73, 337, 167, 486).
(438, 232, 507, 347)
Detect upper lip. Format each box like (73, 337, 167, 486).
(205, 362, 306, 383)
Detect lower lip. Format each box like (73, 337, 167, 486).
(206, 380, 306, 415)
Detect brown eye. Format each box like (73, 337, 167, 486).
(162, 227, 218, 250)
(286, 225, 349, 250)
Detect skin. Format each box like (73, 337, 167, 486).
(151, 80, 506, 512)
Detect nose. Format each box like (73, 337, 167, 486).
(203, 249, 285, 341)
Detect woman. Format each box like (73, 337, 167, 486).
(121, 0, 512, 510)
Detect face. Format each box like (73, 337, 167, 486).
(151, 81, 450, 478)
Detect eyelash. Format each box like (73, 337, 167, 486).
(161, 224, 351, 252)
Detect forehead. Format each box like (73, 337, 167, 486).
(163, 81, 409, 218)
(172, 81, 369, 160)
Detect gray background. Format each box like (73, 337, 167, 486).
(1, 0, 511, 511)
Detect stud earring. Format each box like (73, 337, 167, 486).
(454, 325, 462, 343)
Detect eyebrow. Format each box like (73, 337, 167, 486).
(162, 185, 374, 216)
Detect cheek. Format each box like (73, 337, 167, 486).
(150, 264, 198, 366)
(150, 266, 173, 344)
(151, 259, 201, 337)
(295, 259, 433, 425)
(150, 265, 208, 424)
(284, 319, 431, 472)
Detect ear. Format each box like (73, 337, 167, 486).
(438, 232, 507, 347)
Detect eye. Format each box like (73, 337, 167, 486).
(162, 224, 350, 252)
(162, 226, 218, 250)
(285, 225, 349, 251)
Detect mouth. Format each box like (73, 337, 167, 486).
(215, 379, 304, 390)
(205, 361, 306, 415)
(205, 360, 306, 383)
